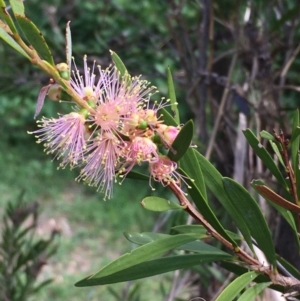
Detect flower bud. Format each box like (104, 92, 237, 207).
(47, 84, 62, 101)
(163, 126, 179, 145)
(56, 63, 70, 80)
(48, 84, 72, 101)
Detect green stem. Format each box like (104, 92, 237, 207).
(11, 30, 96, 114)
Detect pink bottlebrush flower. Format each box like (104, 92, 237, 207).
(119, 136, 159, 178)
(97, 65, 156, 114)
(124, 136, 159, 164)
(76, 132, 122, 199)
(70, 55, 101, 102)
(149, 155, 190, 190)
(89, 65, 158, 137)
(29, 112, 87, 167)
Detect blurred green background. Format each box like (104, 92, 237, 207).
(1, 0, 300, 300)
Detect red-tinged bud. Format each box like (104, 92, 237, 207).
(48, 84, 72, 101)
(47, 84, 62, 101)
(56, 62, 70, 80)
(163, 126, 179, 145)
(156, 124, 179, 146)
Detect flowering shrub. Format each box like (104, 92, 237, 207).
(1, 1, 300, 300)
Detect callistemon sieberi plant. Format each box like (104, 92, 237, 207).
(2, 1, 300, 299)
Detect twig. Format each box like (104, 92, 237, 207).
(168, 181, 300, 291)
(273, 130, 298, 205)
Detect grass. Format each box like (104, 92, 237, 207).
(0, 139, 173, 301)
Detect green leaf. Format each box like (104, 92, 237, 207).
(291, 110, 300, 201)
(168, 120, 193, 162)
(90, 234, 198, 279)
(237, 282, 271, 301)
(0, 0, 18, 33)
(243, 129, 288, 190)
(270, 141, 285, 168)
(110, 50, 132, 86)
(260, 130, 275, 141)
(180, 148, 207, 200)
(251, 180, 299, 238)
(9, 0, 25, 16)
(15, 15, 54, 65)
(194, 151, 250, 248)
(260, 130, 285, 167)
(141, 196, 184, 212)
(124, 232, 232, 255)
(215, 271, 259, 301)
(158, 107, 178, 126)
(66, 21, 72, 70)
(110, 50, 128, 77)
(0, 26, 29, 58)
(167, 67, 179, 124)
(179, 167, 237, 247)
(76, 253, 232, 286)
(223, 178, 277, 267)
(172, 225, 242, 241)
(126, 170, 149, 181)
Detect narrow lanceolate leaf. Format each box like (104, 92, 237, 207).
(168, 120, 193, 162)
(194, 151, 250, 249)
(0, 26, 29, 58)
(158, 107, 178, 126)
(254, 183, 300, 214)
(260, 130, 275, 141)
(126, 170, 149, 181)
(65, 21, 72, 70)
(75, 252, 232, 286)
(141, 196, 184, 212)
(252, 180, 298, 231)
(237, 282, 271, 301)
(90, 234, 198, 279)
(179, 167, 237, 247)
(243, 129, 288, 190)
(15, 15, 54, 65)
(291, 109, 300, 143)
(254, 182, 300, 251)
(124, 232, 232, 255)
(291, 110, 300, 201)
(167, 67, 180, 124)
(260, 130, 284, 167)
(215, 271, 259, 301)
(110, 50, 127, 77)
(9, 0, 25, 16)
(223, 178, 277, 267)
(110, 51, 131, 85)
(0, 0, 18, 33)
(270, 141, 285, 168)
(180, 148, 207, 200)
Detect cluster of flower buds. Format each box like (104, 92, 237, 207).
(29, 55, 183, 199)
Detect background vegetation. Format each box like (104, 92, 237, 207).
(1, 0, 300, 300)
